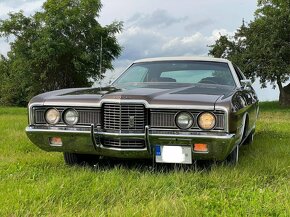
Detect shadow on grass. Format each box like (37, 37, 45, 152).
(88, 157, 215, 173)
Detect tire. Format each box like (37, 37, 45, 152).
(63, 152, 99, 166)
(243, 130, 254, 145)
(225, 145, 239, 165)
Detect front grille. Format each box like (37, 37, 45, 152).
(33, 107, 100, 126)
(78, 110, 100, 125)
(35, 109, 46, 124)
(150, 110, 225, 130)
(150, 111, 176, 128)
(103, 103, 146, 132)
(102, 138, 145, 149)
(215, 113, 225, 130)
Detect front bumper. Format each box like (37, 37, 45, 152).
(26, 126, 239, 161)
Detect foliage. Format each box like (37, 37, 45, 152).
(0, 0, 123, 106)
(209, 0, 290, 106)
(0, 102, 290, 216)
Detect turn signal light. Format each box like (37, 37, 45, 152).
(194, 143, 208, 152)
(49, 137, 63, 146)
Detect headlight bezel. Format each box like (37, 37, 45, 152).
(44, 108, 61, 125)
(175, 111, 194, 130)
(197, 112, 216, 130)
(63, 108, 79, 125)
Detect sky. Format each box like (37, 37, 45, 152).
(0, 0, 282, 101)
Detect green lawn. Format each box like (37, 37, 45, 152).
(0, 102, 289, 216)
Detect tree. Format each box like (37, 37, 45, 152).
(209, 0, 290, 106)
(0, 0, 122, 106)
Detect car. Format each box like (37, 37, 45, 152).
(26, 57, 259, 166)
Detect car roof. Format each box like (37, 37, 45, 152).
(134, 56, 231, 64)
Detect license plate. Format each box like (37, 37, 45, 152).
(155, 145, 192, 164)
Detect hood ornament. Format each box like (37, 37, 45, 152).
(129, 116, 135, 128)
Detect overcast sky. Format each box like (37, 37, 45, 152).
(0, 0, 281, 101)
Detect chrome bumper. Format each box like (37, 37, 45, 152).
(26, 125, 239, 161)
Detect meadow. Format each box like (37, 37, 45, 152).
(0, 102, 289, 216)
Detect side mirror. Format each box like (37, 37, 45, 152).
(240, 79, 252, 90)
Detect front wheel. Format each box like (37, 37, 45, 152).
(225, 145, 239, 165)
(243, 130, 254, 145)
(63, 152, 99, 166)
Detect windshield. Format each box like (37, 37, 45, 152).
(113, 61, 236, 87)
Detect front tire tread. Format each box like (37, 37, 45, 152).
(63, 152, 99, 166)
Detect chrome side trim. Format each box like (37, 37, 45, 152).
(149, 133, 235, 139)
(26, 127, 91, 134)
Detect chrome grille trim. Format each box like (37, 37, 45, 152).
(103, 103, 146, 132)
(102, 138, 145, 149)
(33, 107, 101, 126)
(150, 110, 225, 130)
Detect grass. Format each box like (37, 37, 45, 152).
(0, 102, 290, 216)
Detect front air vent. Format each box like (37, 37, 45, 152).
(102, 138, 145, 149)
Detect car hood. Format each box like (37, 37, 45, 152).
(38, 83, 235, 109)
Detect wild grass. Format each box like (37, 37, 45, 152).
(0, 102, 289, 216)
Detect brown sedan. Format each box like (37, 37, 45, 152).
(26, 57, 259, 166)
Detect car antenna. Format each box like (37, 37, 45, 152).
(99, 36, 102, 91)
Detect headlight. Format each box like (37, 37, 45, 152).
(175, 112, 193, 129)
(63, 109, 79, 125)
(198, 112, 216, 130)
(45, 108, 60, 124)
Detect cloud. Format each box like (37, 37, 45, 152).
(118, 9, 234, 63)
(0, 0, 44, 55)
(0, 38, 10, 56)
(118, 26, 234, 61)
(184, 19, 214, 31)
(0, 0, 44, 18)
(117, 26, 166, 60)
(100, 27, 235, 84)
(127, 9, 187, 29)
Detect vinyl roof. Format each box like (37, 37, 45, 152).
(134, 56, 231, 64)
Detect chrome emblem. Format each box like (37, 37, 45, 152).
(129, 116, 135, 128)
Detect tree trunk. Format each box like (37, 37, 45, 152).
(277, 77, 290, 107)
